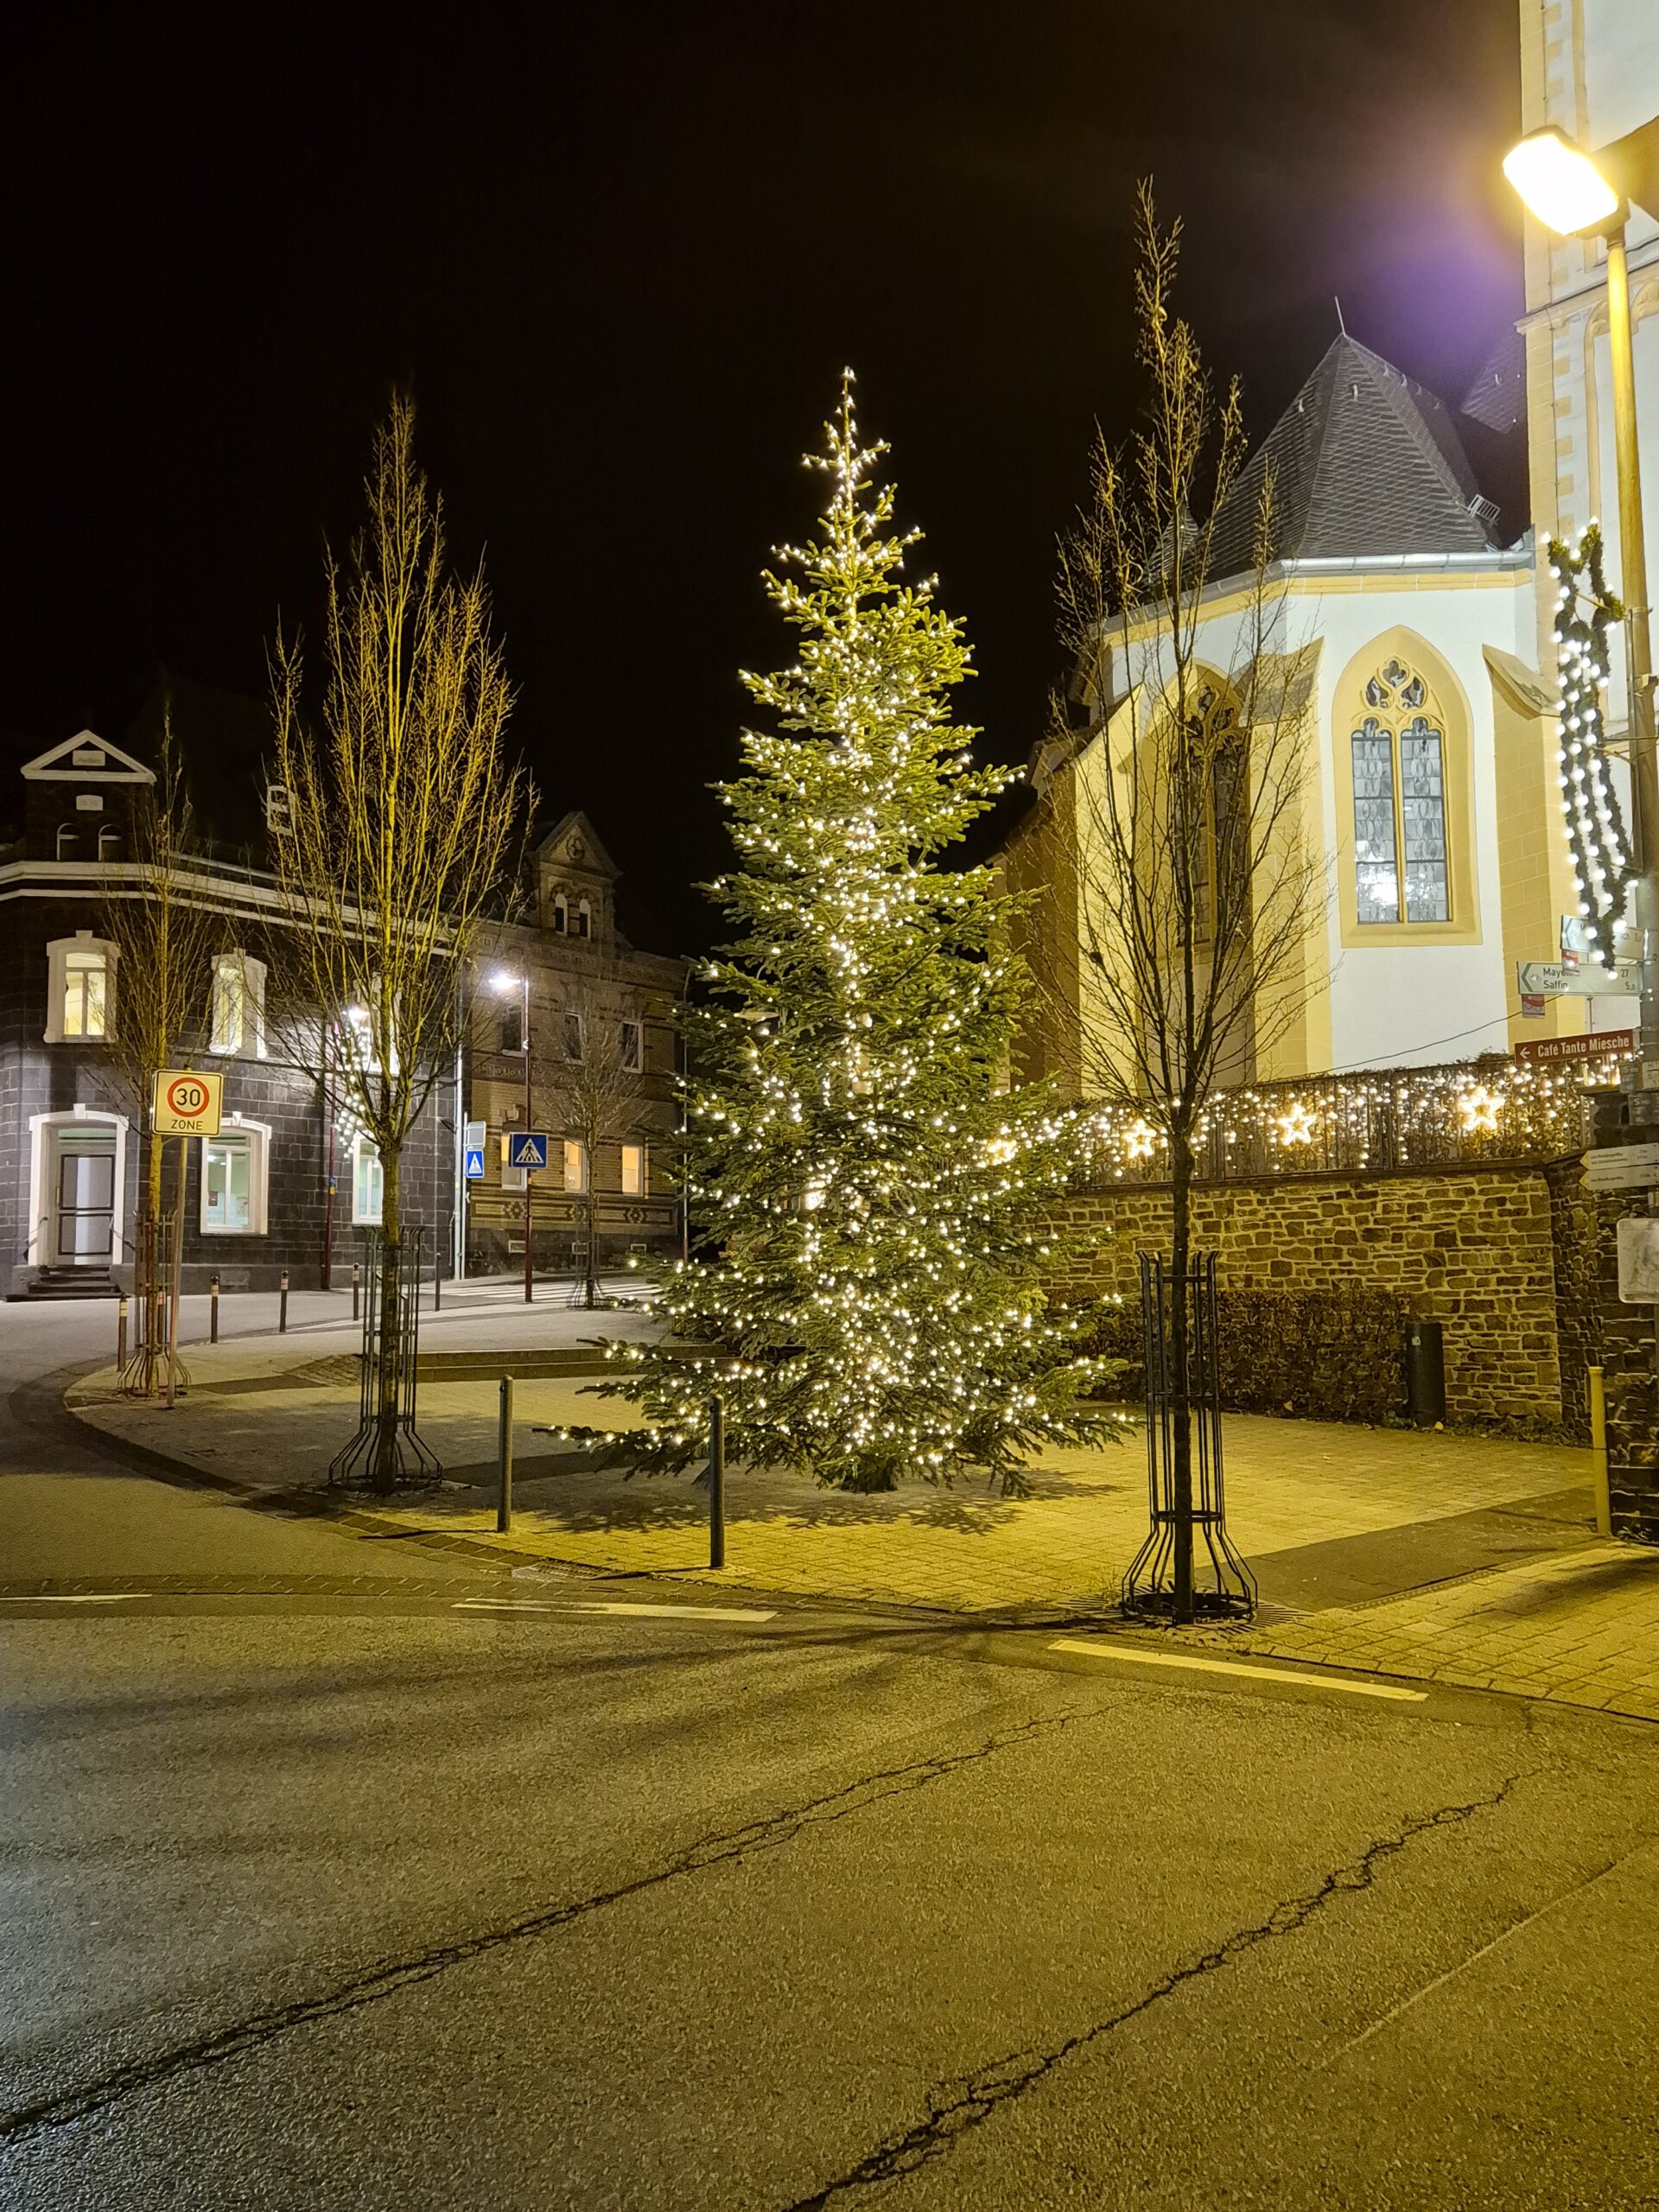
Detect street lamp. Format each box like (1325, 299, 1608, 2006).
(491, 969, 535, 1303)
(1504, 118, 1659, 1081)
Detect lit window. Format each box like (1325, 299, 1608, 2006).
(211, 950, 267, 1058)
(264, 785, 292, 833)
(563, 1011, 584, 1062)
(563, 1139, 588, 1192)
(620, 1018, 642, 1071)
(353, 1135, 384, 1224)
(1351, 659, 1449, 925)
(63, 949, 109, 1038)
(200, 1123, 270, 1236)
(620, 1142, 646, 1197)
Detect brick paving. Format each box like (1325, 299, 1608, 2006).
(63, 1325, 1659, 1728)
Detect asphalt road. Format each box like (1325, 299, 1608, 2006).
(3, 1299, 1658, 2211)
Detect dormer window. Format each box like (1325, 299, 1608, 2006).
(55, 823, 79, 860)
(98, 824, 122, 861)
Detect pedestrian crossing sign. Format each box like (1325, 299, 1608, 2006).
(464, 1146, 486, 1180)
(507, 1131, 550, 1173)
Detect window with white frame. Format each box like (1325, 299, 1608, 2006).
(620, 1141, 646, 1197)
(210, 950, 267, 1058)
(56, 823, 79, 860)
(45, 934, 116, 1044)
(620, 1018, 642, 1072)
(264, 784, 292, 834)
(200, 1120, 270, 1236)
(563, 1139, 588, 1192)
(98, 823, 122, 861)
(352, 1134, 385, 1224)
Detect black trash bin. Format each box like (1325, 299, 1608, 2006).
(1404, 1318, 1446, 1427)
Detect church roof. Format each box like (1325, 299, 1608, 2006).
(1206, 334, 1503, 582)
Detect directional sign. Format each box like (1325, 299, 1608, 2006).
(1516, 1028, 1635, 1067)
(153, 1068, 223, 1136)
(1517, 960, 1637, 999)
(507, 1130, 550, 1173)
(464, 1147, 486, 1180)
(1582, 1141, 1659, 1192)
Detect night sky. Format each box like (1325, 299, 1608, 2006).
(3, 1, 1522, 955)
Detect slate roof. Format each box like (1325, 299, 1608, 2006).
(1205, 334, 1503, 583)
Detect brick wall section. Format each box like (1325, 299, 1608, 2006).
(1054, 1165, 1566, 1424)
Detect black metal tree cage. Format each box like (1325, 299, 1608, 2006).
(329, 1224, 442, 1489)
(1122, 1250, 1255, 1623)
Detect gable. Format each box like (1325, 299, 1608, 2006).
(22, 730, 154, 785)
(534, 810, 620, 880)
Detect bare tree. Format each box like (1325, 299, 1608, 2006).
(1029, 188, 1326, 1618)
(270, 397, 531, 1488)
(536, 969, 649, 1307)
(100, 713, 220, 1394)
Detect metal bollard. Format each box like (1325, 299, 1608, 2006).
(708, 1393, 725, 1569)
(352, 1263, 360, 1321)
(1589, 1363, 1612, 1537)
(117, 1293, 128, 1372)
(497, 1374, 514, 1533)
(279, 1269, 289, 1333)
(210, 1274, 220, 1344)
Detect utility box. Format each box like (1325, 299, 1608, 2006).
(1404, 1319, 1446, 1427)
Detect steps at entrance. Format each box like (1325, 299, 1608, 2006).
(9, 1269, 123, 1303)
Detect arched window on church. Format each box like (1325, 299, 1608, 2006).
(552, 892, 568, 935)
(1351, 656, 1450, 925)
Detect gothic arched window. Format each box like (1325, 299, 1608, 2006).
(1351, 656, 1450, 925)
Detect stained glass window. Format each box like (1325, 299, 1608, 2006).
(1351, 662, 1449, 925)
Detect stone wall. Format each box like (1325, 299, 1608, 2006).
(1055, 1164, 1567, 1426)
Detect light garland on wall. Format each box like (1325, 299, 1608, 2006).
(1548, 524, 1634, 972)
(1457, 1084, 1503, 1137)
(1274, 1099, 1315, 1147)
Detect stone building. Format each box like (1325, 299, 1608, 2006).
(461, 812, 687, 1275)
(0, 708, 453, 1299)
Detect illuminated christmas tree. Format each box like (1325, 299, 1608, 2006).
(586, 374, 1109, 1492)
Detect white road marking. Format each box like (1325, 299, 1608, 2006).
(0, 1592, 156, 1605)
(451, 1598, 777, 1624)
(574, 1602, 777, 1623)
(1048, 1638, 1427, 1702)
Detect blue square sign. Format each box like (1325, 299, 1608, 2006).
(464, 1146, 486, 1180)
(507, 1131, 550, 1173)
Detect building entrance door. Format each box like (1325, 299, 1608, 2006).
(54, 1127, 117, 1264)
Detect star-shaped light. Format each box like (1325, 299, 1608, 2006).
(1123, 1118, 1157, 1161)
(1459, 1085, 1503, 1136)
(1275, 1100, 1315, 1147)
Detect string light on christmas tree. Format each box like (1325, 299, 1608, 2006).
(1547, 523, 1634, 972)
(565, 372, 1111, 1495)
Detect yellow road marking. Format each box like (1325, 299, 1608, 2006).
(1048, 1638, 1427, 1701)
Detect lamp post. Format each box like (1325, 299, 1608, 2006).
(492, 969, 534, 1303)
(1505, 120, 1659, 1077)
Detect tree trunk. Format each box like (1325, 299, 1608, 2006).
(1168, 1126, 1195, 1624)
(371, 1142, 403, 1494)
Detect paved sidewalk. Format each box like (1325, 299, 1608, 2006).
(65, 1302, 1659, 1726)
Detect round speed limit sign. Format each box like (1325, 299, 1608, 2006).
(154, 1068, 224, 1135)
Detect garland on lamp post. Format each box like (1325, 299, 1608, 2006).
(1548, 524, 1635, 971)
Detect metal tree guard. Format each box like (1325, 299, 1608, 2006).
(1122, 1251, 1255, 1622)
(119, 1213, 189, 1400)
(329, 1224, 441, 1488)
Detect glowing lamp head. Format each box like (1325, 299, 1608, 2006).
(1503, 129, 1622, 236)
(342, 1004, 367, 1023)
(489, 969, 524, 995)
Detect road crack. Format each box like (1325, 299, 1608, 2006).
(0, 1706, 1088, 2145)
(780, 1769, 1530, 2210)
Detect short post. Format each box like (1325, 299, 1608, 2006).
(352, 1262, 360, 1321)
(278, 1269, 289, 1334)
(1588, 1363, 1612, 1537)
(497, 1374, 514, 1533)
(209, 1273, 220, 1344)
(116, 1293, 128, 1373)
(708, 1392, 726, 1570)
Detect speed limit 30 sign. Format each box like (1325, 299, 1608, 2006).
(153, 1068, 224, 1136)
